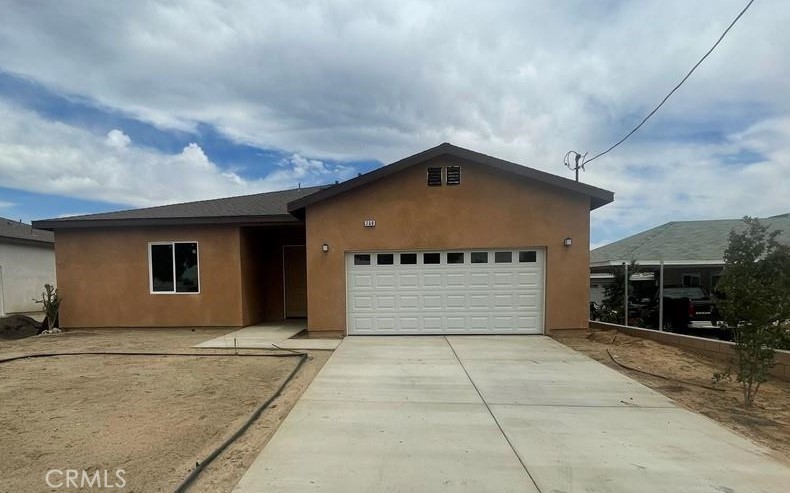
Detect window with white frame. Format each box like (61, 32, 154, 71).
(149, 242, 200, 293)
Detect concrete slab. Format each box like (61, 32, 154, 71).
(193, 324, 304, 349)
(447, 334, 588, 362)
(233, 335, 789, 493)
(233, 400, 538, 493)
(460, 358, 675, 407)
(493, 404, 790, 493)
(300, 358, 481, 403)
(331, 335, 458, 361)
(274, 339, 341, 350)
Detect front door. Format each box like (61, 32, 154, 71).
(283, 245, 307, 318)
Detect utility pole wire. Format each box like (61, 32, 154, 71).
(566, 0, 757, 172)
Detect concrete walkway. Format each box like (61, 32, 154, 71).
(194, 322, 341, 350)
(233, 336, 789, 492)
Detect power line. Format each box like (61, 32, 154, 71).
(566, 0, 757, 179)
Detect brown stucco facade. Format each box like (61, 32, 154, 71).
(56, 225, 244, 327)
(305, 156, 591, 333)
(43, 143, 611, 332)
(55, 224, 302, 328)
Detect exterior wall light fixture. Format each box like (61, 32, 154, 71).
(563, 237, 573, 247)
(321, 243, 329, 253)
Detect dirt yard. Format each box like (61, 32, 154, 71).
(0, 328, 330, 493)
(553, 329, 790, 466)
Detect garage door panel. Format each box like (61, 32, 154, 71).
(446, 316, 467, 330)
(446, 273, 466, 287)
(347, 249, 544, 335)
(423, 294, 443, 309)
(422, 273, 443, 287)
(376, 274, 396, 288)
(352, 274, 373, 288)
(447, 294, 466, 308)
(377, 295, 396, 310)
(398, 273, 419, 287)
(400, 295, 419, 309)
(493, 293, 516, 307)
(469, 294, 490, 309)
(352, 294, 373, 310)
(469, 272, 490, 287)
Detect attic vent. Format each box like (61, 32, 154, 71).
(446, 166, 461, 185)
(427, 167, 442, 186)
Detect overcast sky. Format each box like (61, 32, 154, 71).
(0, 0, 787, 247)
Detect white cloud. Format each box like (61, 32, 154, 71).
(0, 201, 15, 208)
(105, 129, 131, 148)
(0, 102, 352, 207)
(0, 0, 787, 240)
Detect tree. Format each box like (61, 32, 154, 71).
(716, 217, 790, 407)
(33, 284, 62, 333)
(599, 261, 640, 325)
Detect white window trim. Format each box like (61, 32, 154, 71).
(148, 241, 201, 295)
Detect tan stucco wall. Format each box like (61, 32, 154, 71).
(55, 225, 244, 327)
(305, 157, 591, 333)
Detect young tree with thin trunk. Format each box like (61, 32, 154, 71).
(716, 217, 790, 407)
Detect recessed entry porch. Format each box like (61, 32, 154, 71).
(240, 225, 308, 326)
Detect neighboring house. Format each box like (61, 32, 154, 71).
(33, 143, 613, 335)
(590, 213, 790, 302)
(0, 217, 56, 316)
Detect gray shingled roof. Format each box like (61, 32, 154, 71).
(0, 217, 54, 245)
(591, 213, 790, 265)
(33, 186, 328, 229)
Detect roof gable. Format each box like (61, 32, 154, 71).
(287, 143, 614, 214)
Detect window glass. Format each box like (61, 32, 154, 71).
(423, 252, 441, 264)
(175, 243, 199, 292)
(447, 252, 464, 264)
(354, 254, 371, 266)
(519, 251, 537, 263)
(150, 244, 175, 292)
(495, 251, 513, 263)
(150, 242, 199, 293)
(400, 253, 417, 265)
(471, 252, 488, 263)
(377, 253, 394, 265)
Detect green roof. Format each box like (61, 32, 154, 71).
(591, 213, 790, 266)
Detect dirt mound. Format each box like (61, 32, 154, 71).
(0, 315, 42, 340)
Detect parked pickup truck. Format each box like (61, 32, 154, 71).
(640, 286, 719, 331)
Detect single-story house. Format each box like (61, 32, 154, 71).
(0, 217, 56, 316)
(590, 213, 790, 303)
(34, 143, 613, 335)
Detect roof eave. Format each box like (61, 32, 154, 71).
(590, 259, 725, 268)
(0, 236, 55, 248)
(32, 214, 302, 231)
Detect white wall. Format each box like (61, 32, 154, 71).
(0, 242, 56, 315)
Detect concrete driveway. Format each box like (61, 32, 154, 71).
(233, 336, 789, 492)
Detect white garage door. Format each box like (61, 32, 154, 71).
(346, 248, 545, 335)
